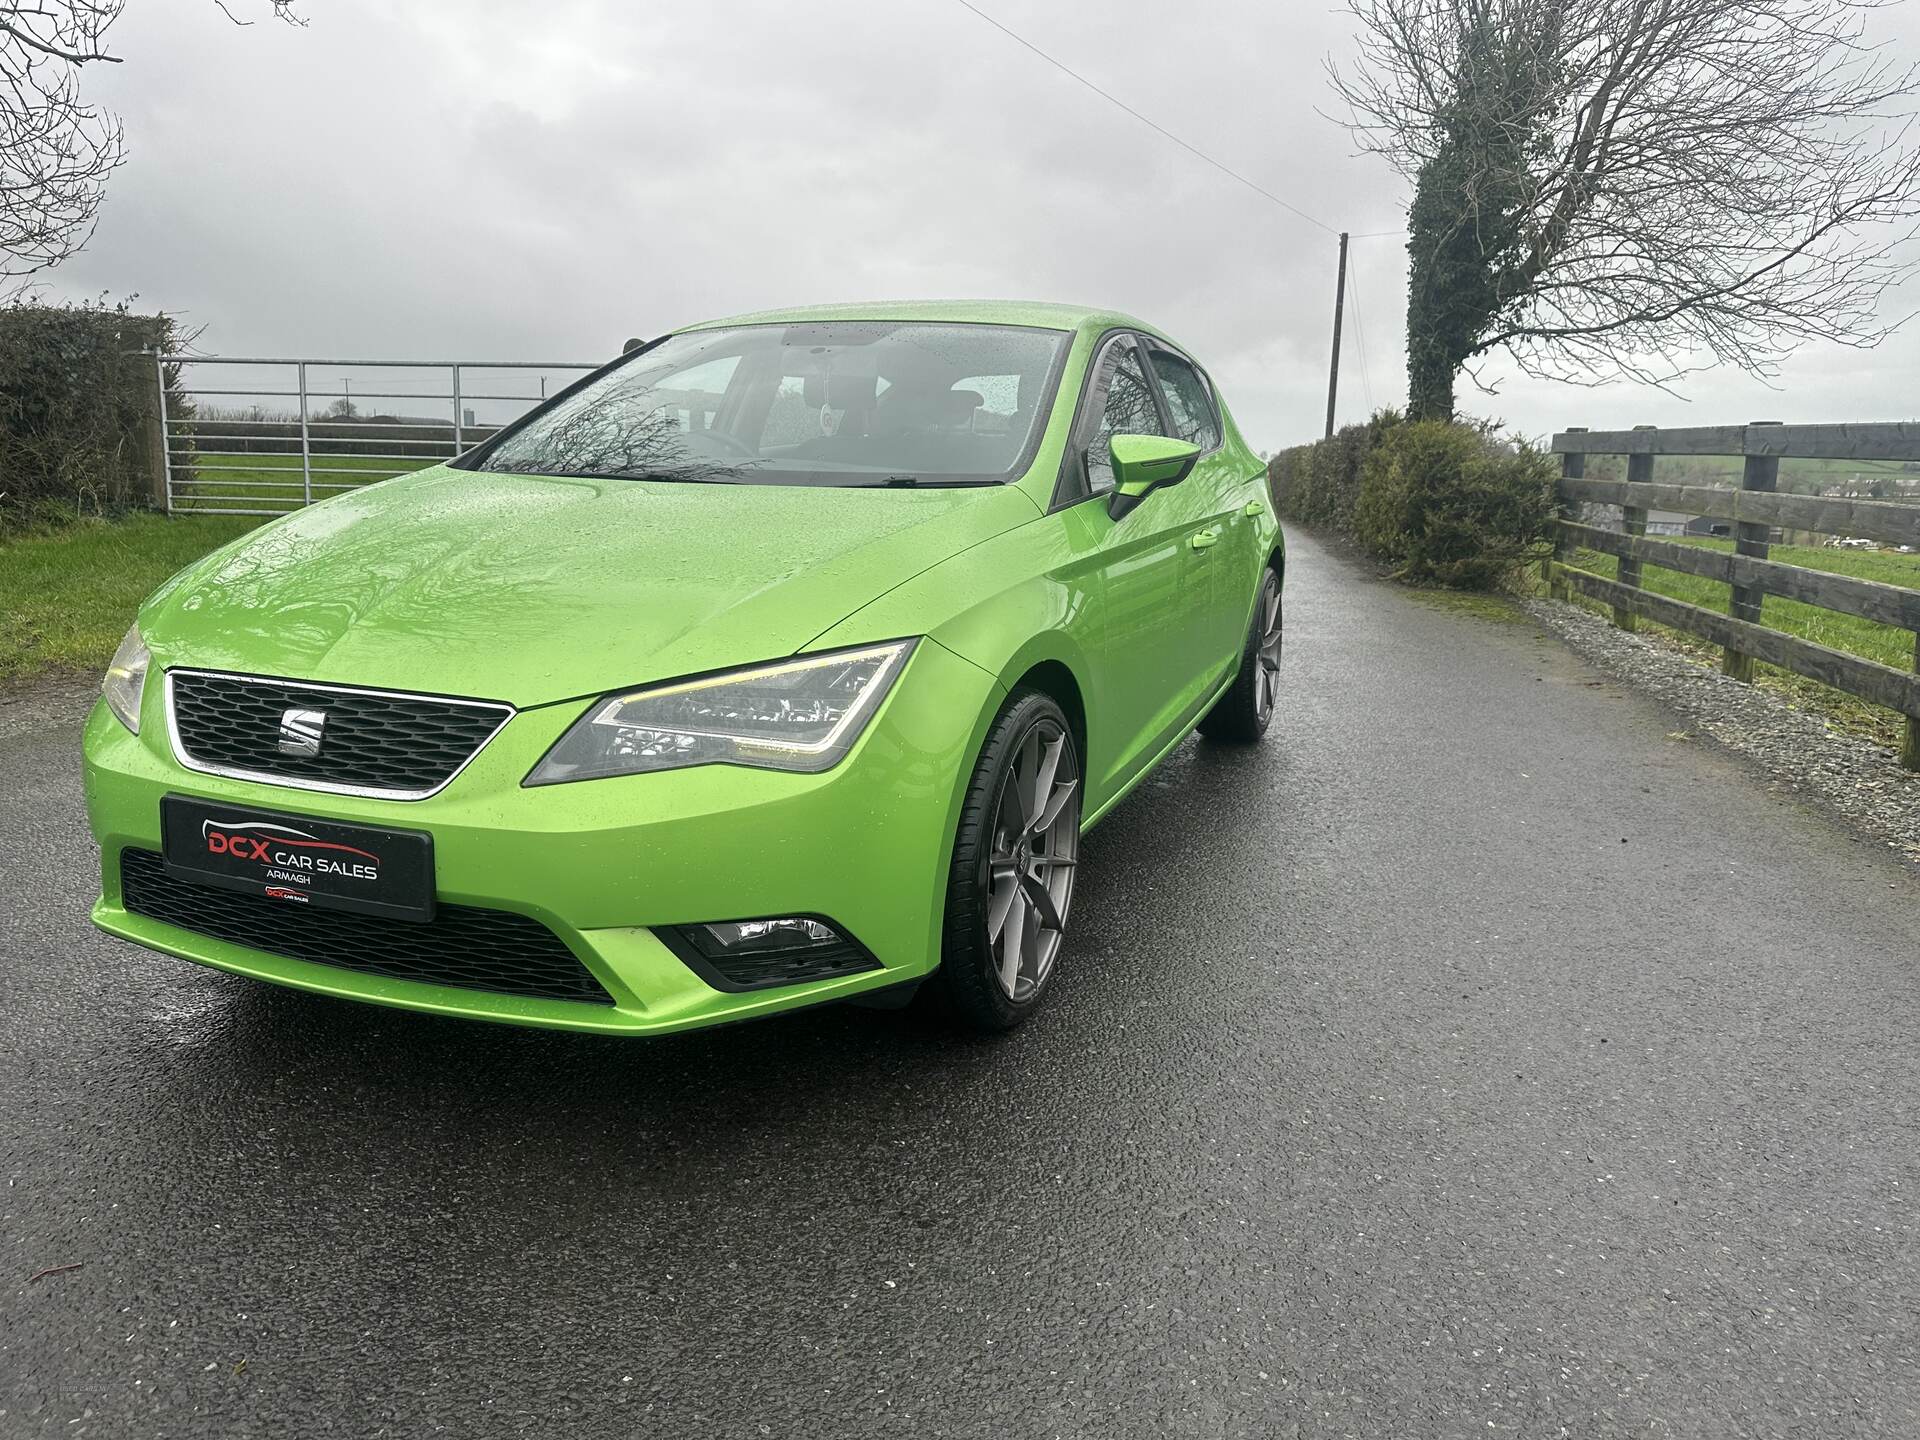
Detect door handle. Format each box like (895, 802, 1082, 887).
(1189, 528, 1220, 551)
(1244, 500, 1266, 517)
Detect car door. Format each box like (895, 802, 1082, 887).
(1058, 332, 1224, 800)
(1141, 340, 1253, 681)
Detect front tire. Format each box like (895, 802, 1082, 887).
(931, 689, 1081, 1032)
(1199, 565, 1282, 744)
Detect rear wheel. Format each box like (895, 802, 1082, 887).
(932, 690, 1081, 1032)
(1199, 566, 1282, 743)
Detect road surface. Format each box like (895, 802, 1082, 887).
(4, 531, 1916, 1437)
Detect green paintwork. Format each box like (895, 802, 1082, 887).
(135, 469, 1038, 705)
(1109, 433, 1202, 495)
(84, 299, 1282, 1034)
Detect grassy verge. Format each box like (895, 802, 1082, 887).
(1407, 588, 1528, 623)
(1548, 538, 1920, 748)
(0, 513, 264, 684)
(171, 452, 434, 511)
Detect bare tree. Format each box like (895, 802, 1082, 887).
(1330, 0, 1920, 420)
(0, 1, 302, 291)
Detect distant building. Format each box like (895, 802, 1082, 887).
(1642, 508, 1691, 537)
(1588, 507, 1770, 542)
(1640, 509, 1733, 538)
(1684, 514, 1735, 540)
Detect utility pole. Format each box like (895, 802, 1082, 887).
(1324, 230, 1349, 439)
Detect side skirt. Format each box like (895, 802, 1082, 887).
(1082, 665, 1238, 833)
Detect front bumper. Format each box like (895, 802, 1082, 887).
(83, 639, 1002, 1035)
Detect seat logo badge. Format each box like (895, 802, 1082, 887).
(277, 707, 327, 758)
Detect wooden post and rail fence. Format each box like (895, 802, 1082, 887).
(1543, 422, 1920, 771)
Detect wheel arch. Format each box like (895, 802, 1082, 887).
(1007, 657, 1087, 764)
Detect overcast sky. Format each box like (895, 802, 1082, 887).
(34, 0, 1920, 451)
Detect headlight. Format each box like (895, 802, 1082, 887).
(102, 625, 150, 734)
(525, 639, 916, 784)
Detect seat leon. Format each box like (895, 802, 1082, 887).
(83, 301, 1284, 1034)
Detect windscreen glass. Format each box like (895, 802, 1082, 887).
(473, 321, 1071, 486)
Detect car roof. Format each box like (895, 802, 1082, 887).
(681, 298, 1169, 341)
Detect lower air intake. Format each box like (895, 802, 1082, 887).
(119, 849, 611, 1006)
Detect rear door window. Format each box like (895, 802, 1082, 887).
(1146, 347, 1221, 451)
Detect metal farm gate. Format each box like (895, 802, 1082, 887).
(154, 355, 600, 515)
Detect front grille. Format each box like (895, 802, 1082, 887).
(167, 670, 511, 797)
(120, 849, 611, 1005)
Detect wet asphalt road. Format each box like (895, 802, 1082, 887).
(4, 531, 1918, 1438)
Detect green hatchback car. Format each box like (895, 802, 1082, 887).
(83, 301, 1283, 1035)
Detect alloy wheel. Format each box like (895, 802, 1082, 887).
(1254, 575, 1282, 723)
(984, 718, 1080, 1002)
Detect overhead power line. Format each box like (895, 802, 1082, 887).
(949, 0, 1338, 236)
(1345, 261, 1378, 415)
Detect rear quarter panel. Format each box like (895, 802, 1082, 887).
(1221, 399, 1284, 610)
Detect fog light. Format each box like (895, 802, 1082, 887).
(689, 917, 840, 958)
(662, 915, 880, 992)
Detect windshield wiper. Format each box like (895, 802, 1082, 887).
(848, 476, 993, 489)
(616, 472, 746, 485)
(485, 468, 745, 484)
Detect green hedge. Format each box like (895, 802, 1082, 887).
(0, 299, 182, 528)
(1355, 420, 1555, 588)
(1269, 412, 1555, 590)
(1268, 409, 1402, 538)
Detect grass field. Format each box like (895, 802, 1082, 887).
(0, 514, 264, 683)
(1556, 536, 1920, 746)
(170, 452, 437, 511)
(1580, 453, 1920, 497)
(3, 454, 438, 682)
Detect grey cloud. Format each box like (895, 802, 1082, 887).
(37, 0, 1920, 449)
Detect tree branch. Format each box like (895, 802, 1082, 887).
(1332, 0, 1920, 411)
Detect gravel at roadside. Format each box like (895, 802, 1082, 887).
(1521, 594, 1920, 866)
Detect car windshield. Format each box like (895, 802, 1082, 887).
(471, 321, 1071, 487)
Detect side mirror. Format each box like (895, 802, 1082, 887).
(1106, 434, 1201, 520)
(622, 336, 649, 354)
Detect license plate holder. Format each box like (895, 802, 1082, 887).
(160, 795, 435, 923)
